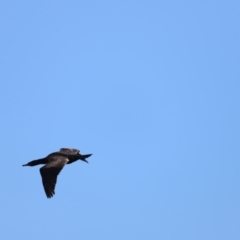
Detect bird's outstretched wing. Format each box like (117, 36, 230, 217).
(40, 155, 68, 198)
(60, 148, 80, 155)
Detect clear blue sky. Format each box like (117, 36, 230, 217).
(0, 1, 239, 239)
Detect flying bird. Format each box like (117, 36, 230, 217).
(22, 148, 92, 198)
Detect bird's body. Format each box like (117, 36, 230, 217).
(22, 148, 92, 198)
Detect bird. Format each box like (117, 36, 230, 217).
(22, 148, 92, 198)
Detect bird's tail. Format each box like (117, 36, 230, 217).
(82, 154, 92, 159)
(79, 154, 92, 163)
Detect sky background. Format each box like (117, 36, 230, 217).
(0, 1, 239, 239)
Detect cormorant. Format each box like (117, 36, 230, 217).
(22, 148, 92, 198)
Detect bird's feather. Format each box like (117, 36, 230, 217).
(59, 148, 80, 155)
(39, 155, 68, 198)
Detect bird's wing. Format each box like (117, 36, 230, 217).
(60, 148, 80, 155)
(39, 155, 68, 198)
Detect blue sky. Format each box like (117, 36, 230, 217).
(0, 1, 239, 239)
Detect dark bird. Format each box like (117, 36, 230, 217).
(22, 148, 92, 198)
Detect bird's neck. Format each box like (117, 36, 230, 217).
(26, 158, 48, 166)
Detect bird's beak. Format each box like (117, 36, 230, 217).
(82, 159, 88, 163)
